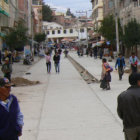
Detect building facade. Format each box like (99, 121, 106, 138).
(103, 0, 115, 17)
(103, 0, 140, 26)
(9, 0, 18, 28)
(43, 22, 88, 43)
(32, 0, 42, 33)
(0, 0, 10, 49)
(119, 0, 140, 26)
(18, 0, 29, 26)
(91, 0, 104, 30)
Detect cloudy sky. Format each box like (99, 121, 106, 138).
(44, 0, 92, 16)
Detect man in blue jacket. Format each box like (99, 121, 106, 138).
(115, 53, 126, 80)
(0, 77, 24, 140)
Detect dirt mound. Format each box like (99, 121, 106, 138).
(11, 77, 40, 87)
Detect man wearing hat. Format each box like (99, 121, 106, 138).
(1, 57, 12, 81)
(117, 73, 140, 140)
(0, 77, 24, 140)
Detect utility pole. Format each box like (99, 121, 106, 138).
(31, 12, 34, 61)
(85, 11, 88, 48)
(115, 0, 120, 53)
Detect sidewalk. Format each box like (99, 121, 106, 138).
(0, 56, 41, 78)
(13, 55, 123, 140)
(69, 52, 130, 124)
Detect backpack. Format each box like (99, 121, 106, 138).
(1, 64, 12, 73)
(109, 66, 113, 72)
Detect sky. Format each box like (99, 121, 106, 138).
(44, 0, 92, 16)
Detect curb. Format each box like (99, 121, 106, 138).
(68, 55, 99, 83)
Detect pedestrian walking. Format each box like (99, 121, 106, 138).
(64, 49, 69, 58)
(117, 73, 140, 140)
(115, 53, 126, 80)
(93, 47, 98, 59)
(77, 48, 80, 57)
(45, 52, 51, 74)
(53, 52, 60, 73)
(1, 57, 12, 82)
(86, 48, 89, 57)
(99, 48, 104, 59)
(100, 58, 113, 90)
(129, 52, 138, 73)
(0, 77, 24, 140)
(58, 47, 62, 55)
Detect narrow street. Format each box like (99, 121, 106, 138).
(1, 0, 140, 140)
(12, 55, 123, 140)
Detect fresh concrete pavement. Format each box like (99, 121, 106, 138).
(69, 52, 130, 124)
(12, 53, 124, 140)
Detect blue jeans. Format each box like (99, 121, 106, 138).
(54, 63, 60, 73)
(46, 62, 51, 73)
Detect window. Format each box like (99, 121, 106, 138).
(94, 9, 98, 18)
(96, 0, 98, 5)
(4, 0, 8, 3)
(70, 29, 73, 33)
(52, 30, 55, 34)
(47, 31, 49, 35)
(134, 1, 138, 7)
(108, 0, 114, 9)
(63, 30, 67, 34)
(80, 28, 84, 33)
(58, 30, 61, 34)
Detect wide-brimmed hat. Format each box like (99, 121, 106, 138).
(0, 78, 11, 87)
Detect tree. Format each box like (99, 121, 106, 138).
(123, 19, 140, 54)
(4, 20, 28, 51)
(34, 33, 46, 43)
(42, 3, 53, 22)
(66, 8, 75, 18)
(98, 15, 123, 47)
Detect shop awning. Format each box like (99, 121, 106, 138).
(0, 32, 6, 37)
(61, 38, 75, 42)
(96, 40, 105, 46)
(0, 8, 9, 16)
(92, 40, 105, 47)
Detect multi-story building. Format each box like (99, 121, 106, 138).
(0, 0, 10, 49)
(52, 11, 77, 27)
(103, 0, 140, 26)
(18, 0, 29, 26)
(91, 0, 104, 30)
(32, 0, 42, 33)
(43, 22, 88, 43)
(103, 0, 115, 17)
(9, 0, 18, 27)
(52, 12, 65, 26)
(119, 0, 140, 26)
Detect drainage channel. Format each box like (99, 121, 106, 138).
(68, 55, 99, 84)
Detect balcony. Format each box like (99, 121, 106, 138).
(32, 0, 42, 5)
